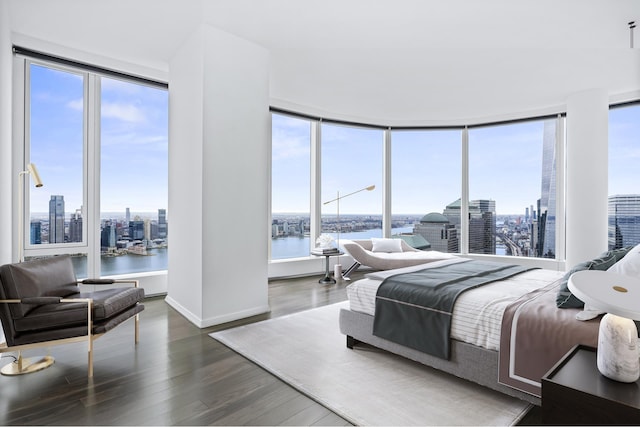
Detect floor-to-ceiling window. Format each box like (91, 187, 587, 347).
(17, 53, 168, 278)
(270, 111, 564, 263)
(608, 103, 640, 249)
(468, 118, 558, 258)
(99, 76, 168, 275)
(321, 123, 383, 250)
(390, 129, 462, 252)
(271, 113, 312, 260)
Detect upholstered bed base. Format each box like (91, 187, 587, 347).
(338, 307, 540, 406)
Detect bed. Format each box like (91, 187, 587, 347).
(338, 250, 632, 405)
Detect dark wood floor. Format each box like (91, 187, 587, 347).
(0, 271, 541, 425)
(0, 273, 363, 426)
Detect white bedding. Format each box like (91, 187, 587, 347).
(346, 258, 564, 351)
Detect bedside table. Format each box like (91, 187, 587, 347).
(542, 345, 640, 425)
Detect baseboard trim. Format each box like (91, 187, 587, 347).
(164, 296, 270, 328)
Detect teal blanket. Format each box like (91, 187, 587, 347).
(373, 259, 536, 359)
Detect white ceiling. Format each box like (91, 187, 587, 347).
(8, 0, 640, 124)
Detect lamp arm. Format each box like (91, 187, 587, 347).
(323, 185, 375, 205)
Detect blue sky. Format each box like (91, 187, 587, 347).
(272, 105, 639, 216)
(28, 64, 168, 217)
(29, 64, 638, 219)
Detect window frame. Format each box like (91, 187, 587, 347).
(13, 51, 168, 278)
(270, 108, 566, 268)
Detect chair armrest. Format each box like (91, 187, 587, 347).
(0, 297, 91, 304)
(21, 297, 62, 305)
(80, 279, 139, 287)
(81, 279, 115, 285)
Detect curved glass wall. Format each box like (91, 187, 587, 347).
(270, 109, 580, 262)
(320, 123, 383, 250)
(468, 119, 558, 258)
(390, 130, 461, 252)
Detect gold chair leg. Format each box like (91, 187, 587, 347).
(87, 337, 93, 378)
(135, 313, 140, 344)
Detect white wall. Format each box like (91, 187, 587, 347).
(0, 0, 11, 344)
(166, 24, 270, 327)
(0, 0, 12, 265)
(165, 26, 205, 322)
(565, 89, 609, 268)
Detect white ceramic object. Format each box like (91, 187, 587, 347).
(596, 313, 640, 382)
(334, 264, 342, 280)
(569, 270, 640, 382)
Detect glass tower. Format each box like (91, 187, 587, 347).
(608, 195, 640, 249)
(48, 195, 65, 243)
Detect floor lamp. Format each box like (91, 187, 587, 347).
(323, 185, 375, 279)
(18, 163, 43, 262)
(5, 163, 52, 375)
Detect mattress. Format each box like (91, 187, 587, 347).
(346, 258, 564, 351)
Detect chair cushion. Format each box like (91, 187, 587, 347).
(13, 287, 145, 333)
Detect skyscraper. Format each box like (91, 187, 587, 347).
(158, 208, 168, 239)
(30, 220, 41, 244)
(468, 199, 496, 255)
(413, 212, 458, 253)
(129, 220, 145, 241)
(69, 209, 82, 242)
(101, 221, 116, 251)
(537, 119, 557, 258)
(48, 195, 65, 243)
(608, 195, 640, 249)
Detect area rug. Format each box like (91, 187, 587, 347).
(210, 302, 531, 426)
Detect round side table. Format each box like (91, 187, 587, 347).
(311, 251, 343, 284)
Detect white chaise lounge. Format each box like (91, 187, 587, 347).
(341, 238, 456, 277)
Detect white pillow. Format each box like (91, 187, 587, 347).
(607, 243, 640, 278)
(371, 238, 403, 253)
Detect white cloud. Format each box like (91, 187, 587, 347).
(272, 135, 309, 160)
(102, 102, 146, 123)
(67, 98, 83, 111)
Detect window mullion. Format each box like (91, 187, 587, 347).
(461, 127, 469, 254)
(382, 128, 391, 237)
(86, 74, 100, 277)
(555, 115, 566, 262)
(310, 120, 321, 251)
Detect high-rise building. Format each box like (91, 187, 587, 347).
(413, 212, 458, 253)
(48, 195, 65, 243)
(608, 195, 640, 249)
(469, 199, 496, 255)
(68, 209, 82, 242)
(158, 208, 168, 239)
(125, 207, 131, 226)
(129, 220, 145, 241)
(30, 220, 41, 244)
(537, 120, 557, 258)
(439, 198, 494, 254)
(101, 221, 116, 251)
(442, 199, 462, 227)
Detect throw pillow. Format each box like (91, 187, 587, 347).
(371, 238, 403, 253)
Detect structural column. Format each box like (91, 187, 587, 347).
(565, 89, 609, 268)
(167, 24, 270, 327)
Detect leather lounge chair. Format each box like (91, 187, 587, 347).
(0, 255, 144, 377)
